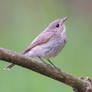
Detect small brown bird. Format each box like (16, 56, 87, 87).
(5, 17, 67, 70)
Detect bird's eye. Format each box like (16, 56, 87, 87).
(56, 24, 59, 28)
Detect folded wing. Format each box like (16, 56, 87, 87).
(23, 32, 54, 54)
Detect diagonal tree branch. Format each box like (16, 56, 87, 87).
(0, 48, 92, 92)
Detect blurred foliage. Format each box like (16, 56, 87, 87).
(0, 0, 92, 92)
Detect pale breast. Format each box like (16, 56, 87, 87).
(40, 33, 67, 59)
(25, 32, 67, 59)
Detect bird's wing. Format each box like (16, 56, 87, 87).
(23, 32, 54, 54)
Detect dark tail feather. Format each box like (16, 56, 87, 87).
(4, 51, 27, 70)
(4, 63, 15, 70)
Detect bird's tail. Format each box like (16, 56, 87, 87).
(4, 52, 27, 70)
(4, 63, 15, 70)
(4, 49, 31, 70)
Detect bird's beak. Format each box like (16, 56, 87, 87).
(61, 17, 68, 26)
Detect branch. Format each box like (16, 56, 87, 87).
(0, 48, 92, 92)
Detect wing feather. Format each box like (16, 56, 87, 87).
(23, 32, 54, 54)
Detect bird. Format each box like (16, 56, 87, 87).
(5, 17, 67, 70)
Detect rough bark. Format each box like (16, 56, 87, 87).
(0, 48, 92, 92)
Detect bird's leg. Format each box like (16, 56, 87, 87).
(38, 56, 47, 64)
(47, 59, 57, 68)
(38, 57, 57, 68)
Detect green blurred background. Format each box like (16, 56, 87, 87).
(0, 0, 92, 92)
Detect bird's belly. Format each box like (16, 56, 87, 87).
(25, 37, 66, 59)
(45, 42, 64, 58)
(39, 38, 66, 59)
